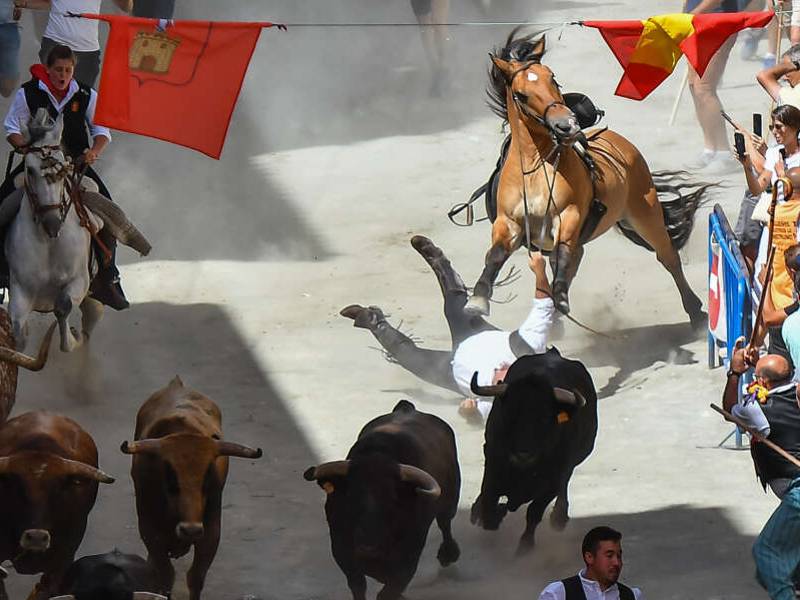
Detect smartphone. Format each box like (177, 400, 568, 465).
(734, 132, 746, 160)
(753, 113, 763, 138)
(721, 110, 737, 129)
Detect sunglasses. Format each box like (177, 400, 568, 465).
(771, 122, 787, 130)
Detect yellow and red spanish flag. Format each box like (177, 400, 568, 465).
(82, 14, 285, 159)
(584, 11, 773, 100)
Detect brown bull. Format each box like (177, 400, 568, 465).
(121, 376, 263, 600)
(0, 411, 114, 600)
(0, 310, 56, 424)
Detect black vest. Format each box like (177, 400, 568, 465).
(750, 387, 800, 487)
(562, 575, 635, 600)
(22, 79, 92, 159)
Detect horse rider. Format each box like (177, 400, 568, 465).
(340, 235, 555, 422)
(0, 43, 128, 310)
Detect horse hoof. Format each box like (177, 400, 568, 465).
(690, 311, 707, 331)
(465, 296, 490, 316)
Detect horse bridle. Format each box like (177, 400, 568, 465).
(507, 62, 572, 143)
(21, 144, 74, 226)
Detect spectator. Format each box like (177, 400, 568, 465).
(13, 0, 132, 87)
(411, 0, 449, 96)
(684, 0, 742, 174)
(757, 43, 800, 108)
(724, 340, 800, 498)
(132, 0, 173, 18)
(538, 526, 642, 600)
(0, 0, 20, 97)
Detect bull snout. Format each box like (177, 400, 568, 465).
(175, 521, 204, 541)
(20, 529, 50, 552)
(40, 211, 62, 239)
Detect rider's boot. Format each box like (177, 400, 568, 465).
(89, 229, 129, 311)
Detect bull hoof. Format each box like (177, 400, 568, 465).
(437, 539, 461, 567)
(464, 296, 490, 316)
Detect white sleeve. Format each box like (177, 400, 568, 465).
(633, 587, 643, 600)
(86, 89, 111, 142)
(732, 401, 771, 437)
(764, 146, 778, 179)
(517, 297, 555, 353)
(476, 399, 492, 421)
(4, 88, 30, 137)
(538, 581, 565, 600)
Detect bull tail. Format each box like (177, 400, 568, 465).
(616, 170, 717, 252)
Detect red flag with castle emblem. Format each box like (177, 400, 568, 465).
(82, 14, 284, 159)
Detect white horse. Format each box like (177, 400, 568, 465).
(7, 109, 105, 352)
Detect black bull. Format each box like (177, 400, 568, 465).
(52, 549, 165, 600)
(304, 400, 460, 600)
(470, 348, 598, 555)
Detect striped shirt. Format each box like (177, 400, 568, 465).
(753, 478, 800, 599)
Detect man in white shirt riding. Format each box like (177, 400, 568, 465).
(539, 526, 643, 600)
(340, 235, 555, 422)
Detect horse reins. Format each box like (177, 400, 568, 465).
(19, 146, 112, 266)
(509, 73, 617, 340)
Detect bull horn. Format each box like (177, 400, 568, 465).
(120, 439, 164, 455)
(132, 594, 168, 600)
(58, 456, 115, 483)
(80, 191, 152, 256)
(470, 372, 508, 397)
(398, 464, 441, 499)
(0, 322, 56, 371)
(553, 387, 586, 408)
(303, 460, 350, 482)
(216, 441, 263, 459)
(49, 596, 75, 600)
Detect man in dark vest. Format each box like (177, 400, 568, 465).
(340, 235, 555, 422)
(538, 526, 642, 600)
(723, 342, 800, 498)
(1, 43, 128, 310)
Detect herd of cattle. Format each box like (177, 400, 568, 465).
(0, 309, 263, 600)
(0, 304, 598, 600)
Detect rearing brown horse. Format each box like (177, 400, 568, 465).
(465, 31, 710, 328)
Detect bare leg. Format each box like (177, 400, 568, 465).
(687, 37, 735, 152)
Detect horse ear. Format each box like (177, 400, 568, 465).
(490, 54, 514, 79)
(532, 35, 546, 59)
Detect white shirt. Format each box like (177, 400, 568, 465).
(539, 570, 643, 600)
(451, 297, 555, 419)
(44, 0, 101, 52)
(4, 79, 111, 141)
(764, 145, 800, 188)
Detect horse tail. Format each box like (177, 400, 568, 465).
(616, 169, 717, 252)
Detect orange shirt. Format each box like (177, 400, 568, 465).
(770, 200, 800, 309)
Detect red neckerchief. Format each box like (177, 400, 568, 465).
(30, 64, 68, 102)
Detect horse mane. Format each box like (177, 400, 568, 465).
(487, 28, 548, 123)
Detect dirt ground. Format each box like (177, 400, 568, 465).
(0, 1, 788, 599)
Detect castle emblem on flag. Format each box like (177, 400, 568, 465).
(129, 30, 181, 74)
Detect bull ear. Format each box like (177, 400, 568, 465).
(132, 594, 168, 600)
(553, 388, 586, 408)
